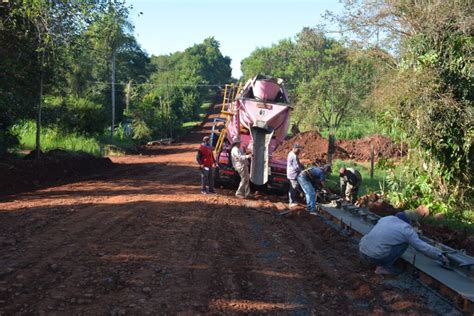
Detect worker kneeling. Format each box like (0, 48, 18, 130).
(339, 167, 362, 204)
(359, 210, 449, 275)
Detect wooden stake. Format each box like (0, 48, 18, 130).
(370, 144, 374, 179)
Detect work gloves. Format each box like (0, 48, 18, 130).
(437, 254, 450, 266)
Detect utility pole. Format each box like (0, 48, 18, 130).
(110, 50, 116, 141)
(36, 52, 44, 159)
(125, 80, 132, 113)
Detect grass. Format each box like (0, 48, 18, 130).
(289, 116, 387, 140)
(12, 121, 102, 156)
(320, 119, 382, 140)
(327, 159, 474, 234)
(182, 102, 211, 130)
(12, 121, 136, 157)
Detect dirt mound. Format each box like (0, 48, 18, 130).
(0, 149, 113, 197)
(274, 132, 403, 163)
(273, 131, 349, 164)
(337, 135, 405, 161)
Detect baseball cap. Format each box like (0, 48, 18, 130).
(293, 143, 303, 149)
(396, 210, 420, 224)
(405, 210, 421, 222)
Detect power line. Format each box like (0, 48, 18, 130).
(85, 81, 227, 87)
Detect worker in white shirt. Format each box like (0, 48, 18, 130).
(359, 210, 449, 275)
(230, 138, 252, 199)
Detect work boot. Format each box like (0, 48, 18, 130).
(375, 266, 392, 275)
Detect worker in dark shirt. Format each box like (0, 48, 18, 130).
(339, 167, 362, 203)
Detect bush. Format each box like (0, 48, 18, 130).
(43, 96, 106, 135)
(132, 118, 151, 145)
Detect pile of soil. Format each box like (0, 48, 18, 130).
(0, 149, 113, 197)
(357, 193, 474, 256)
(273, 131, 404, 163)
(338, 135, 406, 161)
(274, 131, 347, 164)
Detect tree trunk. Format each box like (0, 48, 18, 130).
(327, 133, 335, 164)
(110, 50, 116, 141)
(35, 52, 44, 159)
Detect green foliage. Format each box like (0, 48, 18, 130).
(319, 118, 380, 140)
(370, 68, 472, 215)
(43, 96, 106, 135)
(384, 163, 461, 219)
(330, 159, 387, 196)
(0, 0, 153, 156)
(0, 3, 40, 157)
(129, 37, 231, 139)
(333, 0, 474, 218)
(12, 121, 101, 156)
(242, 28, 390, 144)
(131, 118, 151, 144)
(182, 102, 211, 130)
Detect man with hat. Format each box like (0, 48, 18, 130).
(287, 143, 303, 207)
(359, 210, 449, 275)
(230, 138, 252, 199)
(297, 164, 332, 214)
(196, 135, 216, 194)
(339, 167, 362, 203)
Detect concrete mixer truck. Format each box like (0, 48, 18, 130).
(211, 75, 292, 192)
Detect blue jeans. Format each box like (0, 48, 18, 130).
(360, 243, 408, 268)
(297, 175, 315, 212)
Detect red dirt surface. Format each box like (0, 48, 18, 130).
(0, 105, 437, 314)
(274, 131, 404, 163)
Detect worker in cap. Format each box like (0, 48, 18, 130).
(287, 143, 304, 208)
(339, 167, 362, 204)
(296, 164, 332, 214)
(196, 135, 216, 194)
(230, 138, 252, 199)
(359, 210, 449, 275)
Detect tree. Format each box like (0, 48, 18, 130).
(296, 61, 369, 163)
(0, 2, 38, 155)
(88, 0, 133, 140)
(331, 0, 473, 213)
(6, 0, 96, 157)
(133, 38, 232, 139)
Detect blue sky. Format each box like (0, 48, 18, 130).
(128, 0, 344, 78)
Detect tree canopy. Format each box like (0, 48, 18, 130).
(0, 2, 231, 153)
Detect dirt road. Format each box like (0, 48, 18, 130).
(0, 107, 449, 315)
